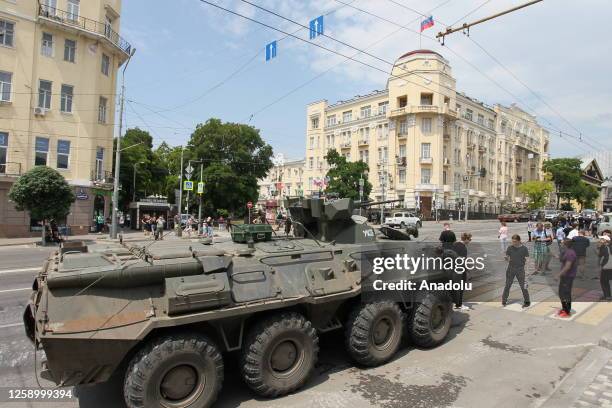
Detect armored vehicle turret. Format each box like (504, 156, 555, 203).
(24, 197, 459, 408)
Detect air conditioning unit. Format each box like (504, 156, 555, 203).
(34, 107, 47, 116)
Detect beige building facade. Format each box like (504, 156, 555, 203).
(258, 155, 305, 205)
(304, 50, 550, 218)
(0, 0, 131, 237)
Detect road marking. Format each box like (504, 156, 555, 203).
(0, 267, 40, 275)
(575, 302, 612, 326)
(0, 322, 23, 329)
(0, 287, 31, 294)
(530, 343, 597, 351)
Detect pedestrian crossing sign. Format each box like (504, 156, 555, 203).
(184, 180, 193, 191)
(197, 182, 204, 194)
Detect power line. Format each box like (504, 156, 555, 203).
(207, 0, 593, 153)
(447, 0, 493, 27)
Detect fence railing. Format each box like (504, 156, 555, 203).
(38, 4, 132, 56)
(91, 170, 114, 184)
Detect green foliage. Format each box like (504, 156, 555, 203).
(9, 166, 75, 221)
(518, 180, 554, 210)
(571, 181, 599, 210)
(324, 149, 372, 200)
(542, 158, 582, 208)
(187, 119, 273, 214)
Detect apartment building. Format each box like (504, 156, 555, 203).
(304, 50, 550, 218)
(258, 156, 305, 205)
(0, 0, 131, 237)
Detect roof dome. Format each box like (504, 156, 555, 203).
(397, 49, 444, 60)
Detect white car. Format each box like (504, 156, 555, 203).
(544, 210, 559, 220)
(597, 213, 612, 237)
(385, 212, 422, 228)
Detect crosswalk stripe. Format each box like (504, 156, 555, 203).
(575, 302, 612, 326)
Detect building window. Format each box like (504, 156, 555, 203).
(420, 93, 433, 105)
(487, 118, 494, 130)
(35, 137, 49, 166)
(60, 84, 73, 113)
(399, 144, 406, 158)
(421, 168, 431, 184)
(0, 20, 15, 47)
(101, 54, 110, 76)
(95, 147, 104, 179)
(359, 149, 369, 163)
(0, 132, 7, 173)
(465, 109, 473, 121)
(421, 143, 431, 158)
(41, 0, 57, 15)
(310, 116, 319, 129)
(38, 80, 52, 109)
(399, 120, 408, 135)
(41, 33, 53, 57)
(477, 114, 484, 126)
(309, 157, 314, 169)
(360, 105, 371, 118)
(399, 169, 406, 184)
(67, 0, 80, 22)
(57, 140, 70, 169)
(378, 101, 388, 115)
(422, 117, 432, 133)
(443, 171, 447, 185)
(64, 39, 76, 62)
(98, 96, 107, 123)
(397, 96, 407, 108)
(342, 111, 352, 123)
(326, 114, 336, 126)
(0, 71, 12, 102)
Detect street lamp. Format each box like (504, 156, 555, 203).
(132, 161, 144, 203)
(111, 47, 136, 239)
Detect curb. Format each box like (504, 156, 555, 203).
(600, 335, 612, 350)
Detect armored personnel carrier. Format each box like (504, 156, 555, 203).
(24, 197, 459, 408)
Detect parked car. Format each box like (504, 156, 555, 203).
(581, 209, 598, 220)
(497, 214, 519, 222)
(385, 212, 422, 228)
(544, 210, 559, 220)
(597, 213, 612, 237)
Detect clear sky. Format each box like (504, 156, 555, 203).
(120, 0, 612, 160)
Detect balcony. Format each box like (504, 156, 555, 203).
(38, 3, 132, 58)
(0, 162, 22, 177)
(389, 107, 407, 117)
(467, 143, 476, 150)
(415, 183, 437, 191)
(358, 139, 369, 146)
(478, 146, 487, 153)
(91, 170, 114, 185)
(397, 131, 408, 139)
(340, 142, 352, 149)
(420, 157, 433, 165)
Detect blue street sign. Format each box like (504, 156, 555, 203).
(309, 15, 324, 39)
(265, 41, 277, 61)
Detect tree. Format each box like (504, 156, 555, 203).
(187, 119, 273, 215)
(518, 180, 554, 210)
(571, 182, 600, 210)
(8, 166, 75, 244)
(542, 158, 582, 209)
(324, 149, 372, 201)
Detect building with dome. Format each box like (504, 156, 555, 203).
(303, 49, 550, 218)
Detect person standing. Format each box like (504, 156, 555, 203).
(499, 222, 509, 253)
(567, 223, 579, 239)
(527, 219, 536, 242)
(126, 213, 131, 229)
(502, 234, 531, 308)
(119, 214, 125, 229)
(532, 223, 552, 274)
(452, 233, 472, 311)
(206, 216, 214, 237)
(557, 239, 578, 317)
(556, 224, 566, 258)
(157, 216, 165, 240)
(439, 223, 457, 250)
(598, 235, 612, 300)
(151, 216, 158, 240)
(572, 230, 590, 279)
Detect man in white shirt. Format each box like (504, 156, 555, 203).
(567, 223, 579, 239)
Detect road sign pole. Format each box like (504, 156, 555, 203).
(177, 147, 184, 236)
(198, 163, 203, 234)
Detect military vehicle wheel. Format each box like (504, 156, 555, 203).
(346, 301, 403, 366)
(241, 313, 318, 398)
(124, 333, 223, 408)
(407, 293, 452, 348)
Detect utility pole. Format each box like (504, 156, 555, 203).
(380, 160, 386, 224)
(437, 0, 543, 43)
(111, 48, 136, 239)
(177, 147, 184, 237)
(198, 162, 203, 233)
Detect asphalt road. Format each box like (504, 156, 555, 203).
(0, 221, 611, 408)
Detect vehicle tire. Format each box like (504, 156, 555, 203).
(345, 301, 403, 367)
(407, 293, 452, 348)
(124, 333, 223, 408)
(241, 312, 318, 398)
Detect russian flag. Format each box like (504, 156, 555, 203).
(420, 16, 434, 32)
